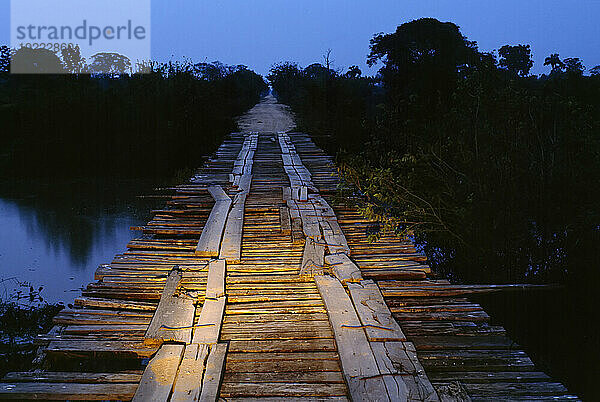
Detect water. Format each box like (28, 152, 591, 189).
(0, 178, 162, 304)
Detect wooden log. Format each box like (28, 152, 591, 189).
(145, 268, 195, 345)
(314, 274, 388, 401)
(199, 343, 228, 402)
(171, 343, 210, 402)
(195, 186, 232, 256)
(132, 344, 185, 402)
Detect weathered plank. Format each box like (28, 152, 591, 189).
(0, 382, 137, 400)
(195, 186, 232, 256)
(199, 343, 229, 402)
(348, 280, 406, 342)
(300, 238, 325, 277)
(145, 268, 195, 345)
(132, 344, 185, 402)
(220, 194, 246, 263)
(205, 259, 226, 299)
(325, 253, 362, 285)
(279, 206, 291, 236)
(314, 274, 388, 401)
(171, 343, 210, 402)
(192, 297, 226, 344)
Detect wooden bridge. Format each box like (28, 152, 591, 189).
(0, 96, 577, 401)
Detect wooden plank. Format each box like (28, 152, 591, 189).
(171, 343, 210, 402)
(2, 372, 142, 384)
(279, 206, 291, 236)
(192, 297, 226, 344)
(314, 274, 387, 400)
(145, 268, 195, 345)
(237, 174, 252, 193)
(46, 340, 158, 358)
(195, 186, 232, 256)
(325, 253, 362, 285)
(220, 194, 246, 263)
(299, 186, 308, 201)
(206, 259, 226, 299)
(0, 383, 137, 400)
(348, 280, 406, 342)
(300, 238, 325, 277)
(132, 344, 185, 402)
(199, 343, 228, 402)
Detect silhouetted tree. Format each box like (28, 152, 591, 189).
(590, 65, 600, 76)
(61, 46, 87, 74)
(367, 18, 478, 98)
(498, 44, 533, 77)
(345, 65, 362, 78)
(0, 45, 10, 73)
(544, 53, 565, 73)
(88, 52, 131, 75)
(564, 57, 585, 76)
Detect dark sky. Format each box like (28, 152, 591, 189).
(2, 0, 599, 76)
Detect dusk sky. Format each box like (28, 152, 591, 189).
(1, 0, 599, 76)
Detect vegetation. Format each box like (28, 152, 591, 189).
(0, 278, 63, 377)
(268, 18, 600, 287)
(0, 46, 268, 180)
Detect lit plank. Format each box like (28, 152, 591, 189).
(132, 344, 185, 402)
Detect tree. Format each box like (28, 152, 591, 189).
(544, 53, 565, 73)
(88, 52, 131, 75)
(345, 65, 362, 78)
(61, 46, 87, 74)
(368, 18, 477, 71)
(564, 57, 585, 76)
(590, 65, 600, 76)
(498, 44, 533, 77)
(0, 45, 10, 73)
(367, 18, 478, 94)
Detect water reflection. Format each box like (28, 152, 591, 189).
(0, 178, 162, 303)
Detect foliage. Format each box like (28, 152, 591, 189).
(0, 49, 268, 180)
(0, 277, 63, 377)
(269, 18, 600, 286)
(498, 44, 533, 76)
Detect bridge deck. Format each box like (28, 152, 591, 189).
(0, 96, 576, 401)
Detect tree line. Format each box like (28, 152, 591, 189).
(269, 18, 600, 286)
(0, 46, 268, 180)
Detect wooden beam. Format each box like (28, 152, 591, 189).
(348, 280, 406, 342)
(199, 343, 228, 402)
(145, 268, 195, 345)
(192, 297, 226, 344)
(219, 193, 246, 263)
(205, 259, 226, 299)
(195, 186, 232, 257)
(325, 253, 362, 285)
(314, 274, 388, 400)
(300, 238, 325, 277)
(171, 343, 210, 402)
(132, 344, 185, 402)
(279, 206, 292, 236)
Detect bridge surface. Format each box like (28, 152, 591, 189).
(0, 96, 576, 401)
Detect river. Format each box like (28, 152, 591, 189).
(0, 178, 163, 304)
